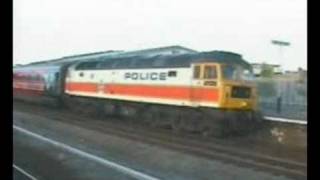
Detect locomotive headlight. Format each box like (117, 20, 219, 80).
(225, 86, 231, 98)
(241, 101, 248, 107)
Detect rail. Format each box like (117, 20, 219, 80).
(264, 116, 307, 125)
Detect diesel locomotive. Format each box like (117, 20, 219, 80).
(13, 51, 261, 136)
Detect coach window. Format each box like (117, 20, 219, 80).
(193, 65, 201, 79)
(204, 65, 217, 79)
(55, 73, 59, 82)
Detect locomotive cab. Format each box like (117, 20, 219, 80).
(191, 62, 257, 111)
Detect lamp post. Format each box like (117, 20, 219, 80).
(271, 40, 290, 73)
(271, 40, 290, 114)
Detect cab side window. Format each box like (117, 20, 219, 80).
(193, 65, 201, 79)
(204, 65, 217, 79)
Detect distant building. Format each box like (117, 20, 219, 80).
(284, 68, 307, 83)
(298, 68, 307, 82)
(272, 65, 282, 74)
(251, 63, 282, 77)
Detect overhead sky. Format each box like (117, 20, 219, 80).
(13, 0, 307, 70)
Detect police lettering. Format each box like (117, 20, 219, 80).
(125, 72, 166, 80)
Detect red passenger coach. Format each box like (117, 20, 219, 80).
(13, 70, 45, 96)
(13, 65, 66, 105)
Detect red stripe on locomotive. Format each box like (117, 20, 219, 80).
(65, 82, 98, 92)
(66, 82, 219, 102)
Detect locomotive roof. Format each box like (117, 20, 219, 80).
(14, 45, 197, 69)
(13, 50, 252, 72)
(74, 51, 252, 70)
(13, 60, 71, 71)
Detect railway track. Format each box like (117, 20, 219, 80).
(13, 101, 307, 180)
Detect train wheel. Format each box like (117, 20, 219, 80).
(171, 118, 183, 132)
(201, 121, 227, 138)
(138, 105, 157, 126)
(63, 96, 78, 112)
(200, 111, 228, 138)
(119, 104, 138, 118)
(148, 106, 171, 128)
(149, 111, 160, 128)
(92, 101, 104, 118)
(82, 102, 98, 116)
(139, 110, 154, 125)
(103, 103, 115, 116)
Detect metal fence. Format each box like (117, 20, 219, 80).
(254, 76, 307, 121)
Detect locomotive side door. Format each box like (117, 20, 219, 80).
(190, 64, 203, 107)
(190, 63, 219, 106)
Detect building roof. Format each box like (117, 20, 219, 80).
(251, 63, 281, 67)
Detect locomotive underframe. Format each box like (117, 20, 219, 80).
(62, 94, 261, 137)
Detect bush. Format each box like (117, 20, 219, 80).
(260, 63, 274, 78)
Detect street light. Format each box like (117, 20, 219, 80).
(271, 40, 291, 114)
(271, 40, 291, 73)
(271, 40, 290, 46)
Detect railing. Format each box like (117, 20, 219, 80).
(259, 102, 307, 121)
(254, 76, 307, 122)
